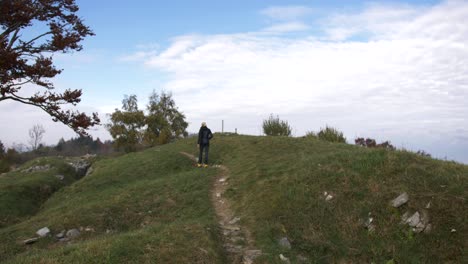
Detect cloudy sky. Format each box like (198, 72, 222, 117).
(1, 0, 467, 163)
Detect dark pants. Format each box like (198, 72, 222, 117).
(198, 144, 209, 164)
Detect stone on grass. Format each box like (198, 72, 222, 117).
(55, 174, 65, 181)
(406, 212, 420, 227)
(228, 217, 241, 225)
(390, 192, 409, 207)
(279, 254, 291, 264)
(36, 227, 50, 237)
(278, 237, 291, 249)
(23, 237, 39, 245)
(243, 250, 262, 264)
(66, 229, 80, 238)
(56, 230, 66, 239)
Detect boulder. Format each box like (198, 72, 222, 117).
(279, 254, 291, 264)
(66, 229, 80, 238)
(23, 237, 39, 245)
(390, 192, 409, 207)
(278, 237, 292, 249)
(36, 227, 50, 237)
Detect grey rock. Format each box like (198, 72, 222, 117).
(36, 227, 50, 237)
(390, 192, 409, 207)
(279, 254, 291, 264)
(22, 165, 51, 173)
(66, 229, 80, 238)
(229, 217, 241, 225)
(23, 237, 39, 245)
(56, 230, 66, 239)
(406, 212, 421, 227)
(424, 224, 432, 234)
(278, 237, 292, 249)
(401, 211, 411, 223)
(243, 250, 262, 264)
(55, 174, 65, 181)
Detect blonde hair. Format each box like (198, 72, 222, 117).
(201, 122, 207, 127)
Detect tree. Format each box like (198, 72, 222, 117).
(0, 0, 99, 135)
(145, 90, 188, 145)
(262, 114, 292, 136)
(28, 123, 45, 150)
(0, 140, 5, 158)
(107, 95, 145, 152)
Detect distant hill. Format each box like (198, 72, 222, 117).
(0, 135, 466, 263)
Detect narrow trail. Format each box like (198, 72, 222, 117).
(180, 152, 262, 264)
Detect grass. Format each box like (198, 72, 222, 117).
(0, 134, 466, 263)
(0, 145, 224, 263)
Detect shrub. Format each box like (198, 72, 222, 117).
(355, 137, 395, 150)
(317, 126, 346, 143)
(262, 114, 292, 136)
(304, 131, 318, 139)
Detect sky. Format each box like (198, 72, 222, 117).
(1, 0, 467, 163)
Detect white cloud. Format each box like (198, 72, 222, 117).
(260, 6, 314, 21)
(136, 0, 468, 162)
(262, 22, 310, 33)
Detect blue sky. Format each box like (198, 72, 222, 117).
(2, 0, 468, 164)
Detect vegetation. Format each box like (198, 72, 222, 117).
(106, 95, 146, 153)
(317, 125, 347, 143)
(262, 114, 292, 136)
(107, 92, 188, 152)
(355, 137, 396, 150)
(0, 0, 99, 134)
(0, 135, 466, 263)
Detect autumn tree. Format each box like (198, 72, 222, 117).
(106, 95, 145, 152)
(145, 90, 188, 145)
(28, 123, 45, 150)
(0, 0, 99, 135)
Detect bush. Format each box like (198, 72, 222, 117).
(317, 126, 346, 143)
(262, 114, 292, 136)
(355, 137, 395, 150)
(0, 160, 10, 173)
(304, 131, 318, 139)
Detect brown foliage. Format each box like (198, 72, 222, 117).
(355, 137, 395, 150)
(0, 0, 99, 135)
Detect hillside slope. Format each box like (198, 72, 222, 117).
(0, 135, 466, 263)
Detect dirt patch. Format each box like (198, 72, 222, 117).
(180, 152, 262, 264)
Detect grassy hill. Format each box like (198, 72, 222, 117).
(0, 135, 466, 263)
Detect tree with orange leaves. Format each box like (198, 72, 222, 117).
(0, 0, 99, 135)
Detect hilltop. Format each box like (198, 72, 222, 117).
(0, 135, 466, 263)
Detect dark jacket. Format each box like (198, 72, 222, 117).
(198, 126, 213, 145)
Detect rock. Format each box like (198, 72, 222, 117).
(219, 178, 228, 182)
(325, 194, 334, 201)
(243, 250, 262, 264)
(85, 166, 94, 177)
(424, 224, 432, 234)
(451, 228, 456, 233)
(278, 237, 292, 249)
(55, 174, 65, 181)
(23, 237, 39, 245)
(229, 217, 241, 225)
(36, 227, 50, 237)
(406, 212, 420, 227)
(68, 159, 91, 178)
(56, 230, 66, 239)
(22, 165, 51, 173)
(390, 192, 409, 207)
(279, 254, 291, 264)
(66, 229, 80, 238)
(401, 211, 411, 223)
(413, 222, 426, 233)
(425, 201, 431, 209)
(216, 192, 221, 198)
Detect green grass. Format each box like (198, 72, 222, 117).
(0, 145, 224, 263)
(0, 157, 82, 228)
(0, 134, 466, 263)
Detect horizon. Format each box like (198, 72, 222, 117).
(1, 0, 467, 164)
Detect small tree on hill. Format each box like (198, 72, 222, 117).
(107, 95, 145, 152)
(0, 0, 99, 135)
(262, 114, 292, 136)
(317, 126, 346, 143)
(145, 90, 188, 145)
(28, 124, 45, 151)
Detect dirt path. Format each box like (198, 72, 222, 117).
(180, 152, 262, 264)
